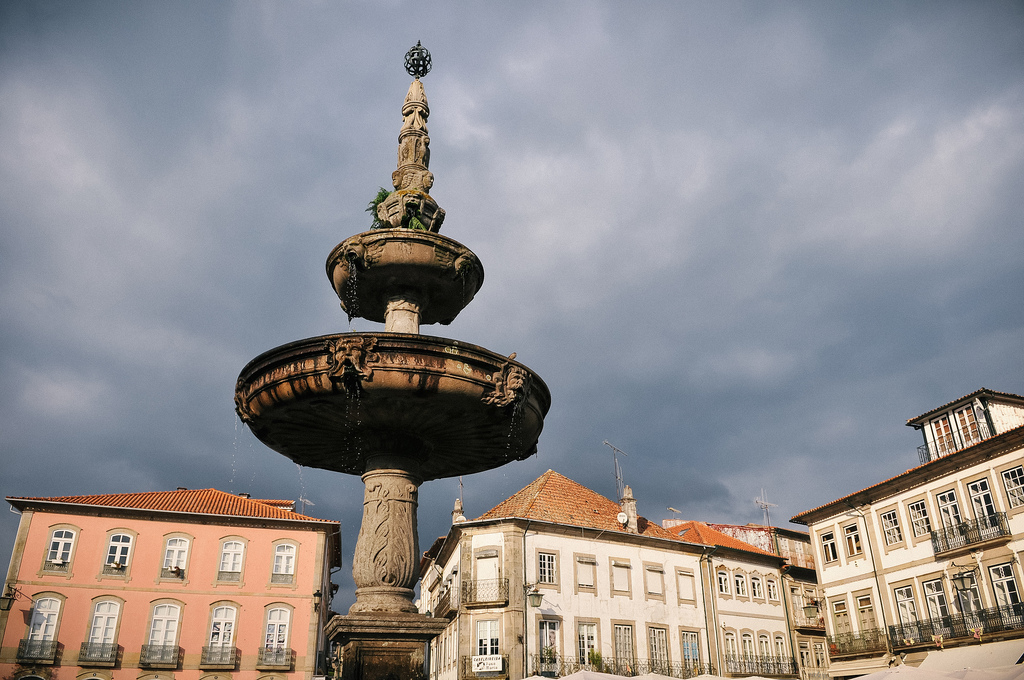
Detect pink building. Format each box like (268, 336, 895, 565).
(0, 488, 340, 680)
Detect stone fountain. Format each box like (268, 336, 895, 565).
(234, 43, 550, 680)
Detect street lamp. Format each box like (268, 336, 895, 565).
(802, 599, 820, 620)
(526, 586, 544, 609)
(0, 585, 19, 612)
(951, 569, 976, 593)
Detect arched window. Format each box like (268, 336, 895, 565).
(265, 608, 290, 648)
(162, 538, 189, 578)
(46, 530, 75, 570)
(105, 534, 132, 572)
(766, 578, 779, 600)
(272, 544, 296, 583)
(28, 598, 60, 641)
(88, 601, 120, 644)
(219, 541, 244, 581)
(724, 632, 737, 655)
(741, 633, 754, 657)
(750, 576, 763, 599)
(758, 634, 770, 656)
(209, 605, 237, 647)
(774, 635, 786, 657)
(148, 604, 180, 645)
(717, 571, 730, 594)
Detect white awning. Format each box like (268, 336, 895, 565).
(827, 656, 893, 678)
(918, 639, 1024, 671)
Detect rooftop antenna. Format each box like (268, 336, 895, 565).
(603, 440, 629, 500)
(459, 476, 464, 503)
(299, 496, 315, 515)
(667, 507, 682, 518)
(754, 488, 777, 527)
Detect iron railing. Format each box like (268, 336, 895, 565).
(257, 646, 293, 668)
(931, 513, 1009, 554)
(17, 639, 58, 661)
(201, 645, 238, 666)
(434, 587, 457, 619)
(918, 426, 991, 463)
(43, 560, 69, 572)
(461, 654, 508, 676)
(140, 644, 180, 666)
(101, 563, 127, 575)
(889, 603, 1024, 647)
(791, 613, 826, 630)
(461, 578, 508, 606)
(529, 654, 713, 678)
(78, 641, 117, 664)
(827, 627, 888, 657)
(723, 654, 798, 676)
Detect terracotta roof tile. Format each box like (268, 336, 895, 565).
(665, 521, 777, 557)
(8, 488, 334, 523)
(475, 470, 679, 539)
(906, 388, 1024, 425)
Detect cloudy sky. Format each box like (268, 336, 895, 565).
(2, 1, 1022, 610)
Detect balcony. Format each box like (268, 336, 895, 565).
(78, 641, 118, 666)
(17, 639, 58, 663)
(462, 578, 508, 607)
(889, 604, 1024, 648)
(918, 427, 991, 464)
(931, 513, 1010, 555)
(723, 654, 799, 677)
(529, 654, 713, 678)
(461, 654, 508, 677)
(827, 628, 888, 658)
(257, 646, 293, 669)
(434, 587, 457, 619)
(201, 645, 238, 668)
(140, 644, 180, 668)
(790, 612, 826, 632)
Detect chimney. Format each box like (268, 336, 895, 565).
(621, 485, 638, 534)
(238, 493, 251, 498)
(176, 487, 188, 491)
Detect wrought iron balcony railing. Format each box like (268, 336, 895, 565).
(791, 612, 826, 630)
(43, 560, 69, 572)
(529, 654, 713, 678)
(434, 587, 457, 618)
(201, 645, 238, 667)
(918, 426, 992, 463)
(78, 641, 118, 664)
(723, 654, 799, 676)
(931, 513, 1010, 554)
(889, 603, 1024, 647)
(827, 627, 889, 657)
(257, 646, 293, 668)
(461, 578, 509, 606)
(140, 644, 180, 667)
(17, 639, 58, 662)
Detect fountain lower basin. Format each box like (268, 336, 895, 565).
(235, 332, 549, 480)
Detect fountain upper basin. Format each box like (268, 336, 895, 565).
(235, 332, 549, 480)
(326, 230, 484, 326)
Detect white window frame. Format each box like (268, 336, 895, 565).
(894, 586, 918, 625)
(1002, 466, 1024, 508)
(88, 600, 120, 645)
(717, 570, 730, 594)
(880, 510, 903, 545)
(843, 523, 862, 556)
(220, 541, 244, 573)
(750, 576, 763, 599)
(162, 537, 189, 576)
(734, 573, 747, 597)
(209, 605, 237, 647)
(577, 622, 597, 662)
(28, 597, 61, 641)
(908, 500, 932, 536)
(820, 531, 838, 563)
(264, 607, 290, 649)
(538, 552, 557, 584)
(476, 619, 499, 655)
(680, 630, 700, 664)
(105, 534, 132, 568)
(46, 529, 75, 566)
(990, 564, 1021, 608)
(766, 578, 779, 601)
(148, 603, 180, 646)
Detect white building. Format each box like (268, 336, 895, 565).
(419, 470, 798, 680)
(791, 388, 1024, 678)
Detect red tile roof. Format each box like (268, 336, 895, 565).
(666, 521, 778, 557)
(905, 388, 1024, 425)
(8, 488, 334, 523)
(475, 470, 679, 539)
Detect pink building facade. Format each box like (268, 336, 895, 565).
(0, 488, 340, 680)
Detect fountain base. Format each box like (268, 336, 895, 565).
(327, 613, 447, 680)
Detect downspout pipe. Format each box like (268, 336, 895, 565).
(700, 546, 719, 672)
(522, 519, 532, 678)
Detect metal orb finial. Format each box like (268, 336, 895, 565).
(404, 41, 431, 79)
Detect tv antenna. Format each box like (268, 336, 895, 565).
(603, 440, 629, 500)
(299, 496, 315, 514)
(667, 507, 682, 518)
(754, 489, 777, 526)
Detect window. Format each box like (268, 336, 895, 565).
(832, 601, 851, 634)
(577, 623, 597, 663)
(677, 571, 695, 600)
(209, 605, 236, 648)
(894, 586, 918, 625)
(476, 619, 499, 655)
(576, 556, 596, 589)
(717, 571, 730, 594)
(955, 404, 983, 446)
(1002, 466, 1024, 508)
(820, 532, 838, 563)
(750, 576, 763, 599)
(857, 595, 877, 629)
(219, 541, 244, 579)
(844, 524, 862, 556)
(968, 478, 996, 518)
(162, 538, 189, 577)
(931, 415, 955, 455)
(741, 633, 753, 656)
(28, 597, 60, 641)
(923, 579, 949, 619)
(775, 636, 786, 657)
(680, 631, 700, 664)
(273, 544, 296, 583)
(46, 529, 75, 569)
(766, 578, 779, 601)
(799, 641, 811, 669)
(734, 574, 747, 597)
(936, 490, 962, 528)
(724, 632, 737, 656)
(612, 561, 631, 593)
(265, 607, 289, 648)
(88, 601, 120, 645)
(813, 642, 826, 668)
(758, 634, 770, 656)
(613, 624, 634, 663)
(909, 500, 932, 537)
(645, 565, 664, 596)
(539, 620, 559, 657)
(880, 510, 903, 546)
(538, 552, 556, 584)
(104, 534, 132, 573)
(990, 564, 1021, 608)
(148, 604, 180, 647)
(648, 627, 669, 669)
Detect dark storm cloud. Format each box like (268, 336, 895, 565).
(1, 1, 1022, 610)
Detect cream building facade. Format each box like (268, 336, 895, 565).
(791, 388, 1024, 678)
(419, 471, 799, 680)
